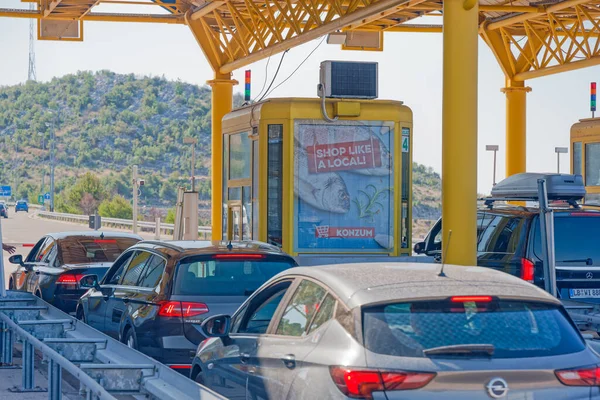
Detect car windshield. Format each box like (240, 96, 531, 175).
(362, 299, 584, 359)
(58, 237, 140, 264)
(535, 214, 600, 265)
(173, 255, 296, 296)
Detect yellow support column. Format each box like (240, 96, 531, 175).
(442, 0, 479, 266)
(502, 80, 531, 177)
(208, 73, 237, 240)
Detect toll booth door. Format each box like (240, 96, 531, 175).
(227, 203, 250, 241)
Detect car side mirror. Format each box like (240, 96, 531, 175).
(79, 275, 101, 290)
(413, 242, 425, 254)
(9, 255, 24, 266)
(201, 314, 231, 338)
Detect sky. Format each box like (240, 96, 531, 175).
(0, 1, 597, 193)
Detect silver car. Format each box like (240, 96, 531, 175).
(192, 263, 600, 399)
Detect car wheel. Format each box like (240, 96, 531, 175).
(194, 369, 205, 385)
(76, 308, 86, 323)
(124, 328, 137, 350)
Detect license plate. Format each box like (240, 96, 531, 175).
(569, 288, 600, 298)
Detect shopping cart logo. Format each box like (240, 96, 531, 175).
(315, 225, 330, 238)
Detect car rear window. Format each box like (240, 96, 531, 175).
(534, 214, 600, 265)
(59, 237, 140, 264)
(362, 299, 584, 359)
(173, 255, 297, 296)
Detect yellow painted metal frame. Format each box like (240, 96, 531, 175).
(223, 98, 412, 257)
(571, 118, 600, 197)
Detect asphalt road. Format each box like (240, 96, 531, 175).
(0, 210, 154, 289)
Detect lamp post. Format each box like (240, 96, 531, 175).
(486, 145, 499, 186)
(183, 137, 198, 192)
(555, 147, 568, 174)
(45, 111, 57, 212)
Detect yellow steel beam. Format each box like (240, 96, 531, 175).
(486, 0, 592, 31)
(191, 1, 226, 20)
(442, 0, 479, 266)
(514, 56, 600, 80)
(218, 0, 415, 73)
(208, 73, 237, 240)
(44, 0, 62, 17)
(502, 80, 531, 177)
(385, 24, 442, 32)
(0, 8, 184, 23)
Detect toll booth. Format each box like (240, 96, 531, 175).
(571, 118, 600, 203)
(221, 97, 413, 257)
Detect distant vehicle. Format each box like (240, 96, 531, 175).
(415, 176, 600, 304)
(76, 240, 298, 372)
(193, 263, 599, 399)
(0, 203, 8, 218)
(15, 200, 28, 213)
(9, 232, 142, 313)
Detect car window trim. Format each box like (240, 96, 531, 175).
(268, 276, 338, 338)
(137, 253, 168, 289)
(103, 250, 136, 285)
(230, 277, 299, 337)
(119, 250, 153, 287)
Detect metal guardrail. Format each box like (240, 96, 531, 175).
(0, 291, 225, 400)
(36, 211, 212, 239)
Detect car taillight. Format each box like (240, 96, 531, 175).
(330, 367, 435, 398)
(556, 365, 600, 386)
(158, 301, 209, 318)
(450, 296, 492, 303)
(521, 258, 535, 283)
(56, 274, 83, 285)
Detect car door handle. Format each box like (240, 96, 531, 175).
(281, 354, 296, 369)
(240, 352, 250, 364)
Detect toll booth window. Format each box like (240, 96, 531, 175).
(573, 142, 582, 176)
(586, 143, 600, 186)
(230, 132, 251, 180)
(243, 186, 252, 240)
(401, 127, 410, 249)
(268, 125, 283, 247)
(222, 134, 230, 240)
(253, 140, 259, 239)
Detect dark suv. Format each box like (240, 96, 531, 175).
(76, 240, 298, 372)
(415, 206, 600, 304)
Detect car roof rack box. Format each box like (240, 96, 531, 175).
(490, 173, 585, 202)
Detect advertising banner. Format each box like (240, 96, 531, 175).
(294, 120, 395, 253)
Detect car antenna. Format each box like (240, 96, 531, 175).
(227, 240, 233, 251)
(438, 230, 452, 277)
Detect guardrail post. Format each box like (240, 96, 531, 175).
(23, 339, 34, 388)
(1, 321, 13, 366)
(48, 358, 61, 400)
(155, 217, 161, 240)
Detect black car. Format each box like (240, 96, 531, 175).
(9, 231, 142, 313)
(415, 206, 600, 303)
(76, 240, 298, 372)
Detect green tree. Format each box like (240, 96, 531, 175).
(165, 208, 176, 223)
(98, 195, 133, 219)
(64, 172, 106, 213)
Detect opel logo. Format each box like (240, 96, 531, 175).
(486, 377, 508, 398)
(587, 272, 594, 279)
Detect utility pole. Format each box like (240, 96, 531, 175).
(555, 147, 568, 174)
(486, 145, 499, 186)
(183, 137, 198, 192)
(132, 165, 138, 234)
(50, 121, 55, 212)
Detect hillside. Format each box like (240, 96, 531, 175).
(0, 71, 441, 223)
